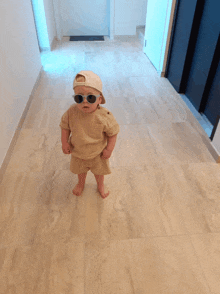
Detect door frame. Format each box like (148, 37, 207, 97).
(52, 0, 115, 40)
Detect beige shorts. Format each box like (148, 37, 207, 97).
(70, 154, 111, 175)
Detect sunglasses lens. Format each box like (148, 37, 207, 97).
(87, 95, 96, 103)
(74, 95, 83, 103)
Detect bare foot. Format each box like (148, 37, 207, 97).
(72, 183, 85, 196)
(98, 183, 110, 199)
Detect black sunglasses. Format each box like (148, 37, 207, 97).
(73, 94, 101, 104)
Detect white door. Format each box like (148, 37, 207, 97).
(59, 0, 109, 36)
(144, 0, 174, 73)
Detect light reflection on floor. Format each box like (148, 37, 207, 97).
(41, 51, 76, 73)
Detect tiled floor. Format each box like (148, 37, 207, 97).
(0, 33, 220, 294)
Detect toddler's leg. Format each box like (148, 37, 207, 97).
(72, 173, 87, 196)
(94, 175, 109, 199)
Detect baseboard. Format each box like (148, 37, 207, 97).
(41, 47, 50, 52)
(41, 37, 58, 52)
(209, 142, 220, 163)
(0, 66, 43, 185)
(51, 36, 58, 51)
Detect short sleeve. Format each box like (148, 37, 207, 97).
(103, 111, 120, 137)
(59, 110, 70, 130)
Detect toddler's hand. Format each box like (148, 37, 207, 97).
(62, 142, 73, 154)
(101, 148, 112, 159)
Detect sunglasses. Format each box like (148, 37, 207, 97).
(73, 94, 101, 104)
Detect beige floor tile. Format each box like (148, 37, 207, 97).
(0, 169, 93, 247)
(23, 98, 75, 130)
(142, 121, 216, 164)
(84, 236, 211, 294)
(109, 124, 158, 167)
(191, 233, 220, 294)
(0, 242, 85, 294)
(135, 94, 188, 124)
(4, 128, 60, 174)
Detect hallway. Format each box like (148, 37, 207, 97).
(0, 34, 220, 293)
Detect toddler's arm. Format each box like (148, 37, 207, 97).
(101, 134, 118, 159)
(106, 134, 117, 152)
(61, 129, 71, 154)
(61, 129, 71, 144)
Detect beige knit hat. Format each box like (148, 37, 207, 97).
(73, 71, 106, 104)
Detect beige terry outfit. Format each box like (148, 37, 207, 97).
(60, 104, 120, 175)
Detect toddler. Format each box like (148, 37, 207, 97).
(60, 71, 120, 199)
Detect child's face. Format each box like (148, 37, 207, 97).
(74, 86, 102, 114)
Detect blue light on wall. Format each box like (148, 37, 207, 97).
(41, 53, 74, 73)
(31, 0, 50, 51)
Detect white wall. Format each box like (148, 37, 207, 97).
(115, 0, 148, 35)
(0, 0, 42, 169)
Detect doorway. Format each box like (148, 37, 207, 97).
(53, 0, 111, 39)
